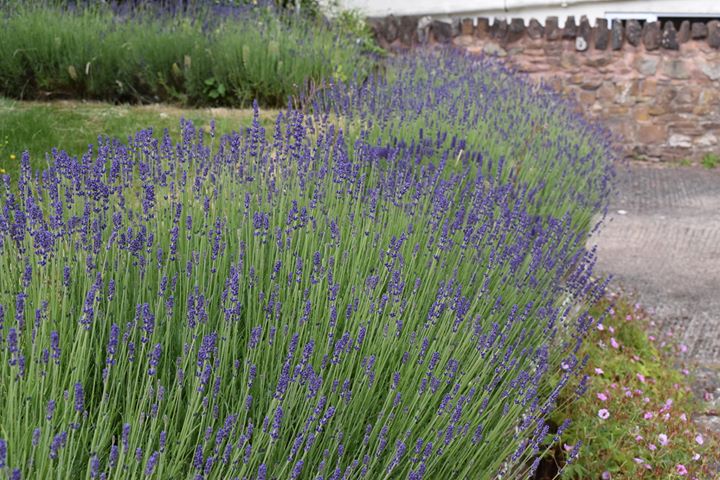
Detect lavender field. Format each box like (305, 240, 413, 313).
(0, 50, 616, 479)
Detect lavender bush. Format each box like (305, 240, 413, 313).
(0, 50, 613, 479)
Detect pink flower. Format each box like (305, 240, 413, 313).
(610, 337, 619, 349)
(594, 367, 604, 375)
(692, 453, 701, 461)
(680, 413, 687, 422)
(635, 435, 644, 442)
(608, 326, 615, 334)
(563, 444, 573, 452)
(695, 434, 704, 445)
(648, 443, 657, 451)
(597, 323, 605, 331)
(679, 343, 688, 353)
(597, 392, 608, 402)
(658, 433, 668, 446)
(625, 314, 633, 321)
(598, 409, 610, 420)
(636, 373, 646, 383)
(643, 412, 654, 420)
(676, 464, 688, 475)
(601, 471, 612, 480)
(648, 335, 656, 342)
(633, 458, 645, 464)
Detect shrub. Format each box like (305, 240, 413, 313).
(316, 50, 616, 234)
(0, 50, 613, 478)
(0, 0, 374, 107)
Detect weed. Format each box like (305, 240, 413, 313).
(701, 153, 719, 169)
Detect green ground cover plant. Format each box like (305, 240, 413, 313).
(548, 293, 719, 479)
(700, 153, 719, 169)
(0, 0, 375, 108)
(0, 49, 616, 478)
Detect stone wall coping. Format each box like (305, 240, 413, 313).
(369, 15, 720, 52)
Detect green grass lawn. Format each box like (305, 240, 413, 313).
(0, 97, 278, 177)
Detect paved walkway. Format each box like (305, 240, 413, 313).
(593, 163, 720, 434)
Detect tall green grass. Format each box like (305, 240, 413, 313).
(0, 1, 375, 107)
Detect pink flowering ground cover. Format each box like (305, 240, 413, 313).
(547, 293, 719, 479)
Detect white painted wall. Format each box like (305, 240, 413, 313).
(324, 0, 720, 24)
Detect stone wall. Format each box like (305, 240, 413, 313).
(369, 16, 720, 163)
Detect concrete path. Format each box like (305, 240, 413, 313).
(593, 163, 720, 434)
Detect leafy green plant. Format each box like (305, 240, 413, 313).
(203, 77, 227, 102)
(701, 153, 719, 169)
(549, 295, 719, 479)
(332, 8, 386, 56)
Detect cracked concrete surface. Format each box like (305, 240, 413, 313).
(592, 162, 720, 437)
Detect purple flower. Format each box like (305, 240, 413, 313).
(106, 324, 119, 365)
(63, 266, 71, 287)
(46, 400, 56, 421)
(122, 423, 131, 450)
(7, 328, 17, 355)
(145, 451, 159, 475)
(0, 438, 6, 468)
(49, 431, 67, 460)
(109, 445, 119, 468)
(291, 460, 304, 479)
(74, 382, 84, 413)
(193, 445, 203, 470)
(148, 343, 162, 376)
(138, 303, 154, 343)
(248, 326, 262, 349)
(271, 406, 283, 441)
(50, 331, 61, 364)
(197, 332, 217, 368)
(90, 454, 100, 478)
